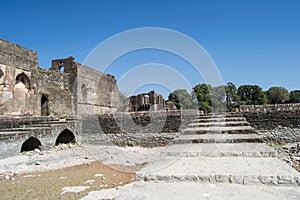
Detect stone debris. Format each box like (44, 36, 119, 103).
(277, 142, 300, 172)
(23, 174, 34, 178)
(83, 180, 94, 185)
(95, 173, 104, 177)
(61, 186, 90, 195)
(35, 161, 41, 165)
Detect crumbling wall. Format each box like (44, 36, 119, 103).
(30, 68, 73, 117)
(0, 39, 37, 71)
(75, 64, 118, 115)
(0, 40, 74, 117)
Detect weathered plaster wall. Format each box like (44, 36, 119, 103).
(76, 64, 118, 115)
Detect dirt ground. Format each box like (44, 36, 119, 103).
(0, 144, 163, 200)
(0, 161, 137, 200)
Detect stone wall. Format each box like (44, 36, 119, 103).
(0, 39, 38, 71)
(0, 64, 73, 117)
(79, 110, 198, 147)
(261, 128, 300, 144)
(240, 103, 300, 112)
(242, 110, 300, 130)
(31, 68, 73, 117)
(0, 116, 77, 159)
(0, 39, 119, 117)
(240, 105, 300, 143)
(75, 64, 118, 115)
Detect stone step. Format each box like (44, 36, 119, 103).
(0, 131, 33, 140)
(136, 157, 300, 186)
(198, 113, 244, 119)
(182, 126, 257, 135)
(161, 143, 277, 157)
(38, 120, 76, 124)
(188, 121, 250, 128)
(81, 182, 300, 200)
(0, 127, 52, 132)
(191, 117, 247, 123)
(22, 123, 67, 129)
(172, 134, 264, 144)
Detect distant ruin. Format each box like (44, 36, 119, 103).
(126, 91, 165, 111)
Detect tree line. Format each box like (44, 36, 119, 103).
(168, 82, 300, 113)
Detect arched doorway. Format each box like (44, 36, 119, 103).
(41, 94, 49, 116)
(16, 72, 30, 89)
(55, 129, 76, 145)
(21, 137, 42, 152)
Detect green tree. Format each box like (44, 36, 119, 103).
(168, 89, 196, 110)
(168, 92, 180, 109)
(237, 85, 267, 105)
(193, 84, 212, 113)
(290, 90, 300, 103)
(225, 82, 240, 111)
(266, 87, 289, 104)
(210, 85, 226, 113)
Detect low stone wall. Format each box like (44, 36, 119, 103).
(242, 110, 300, 130)
(261, 128, 300, 144)
(82, 132, 179, 148)
(80, 110, 198, 147)
(239, 103, 300, 112)
(0, 116, 78, 159)
(240, 107, 300, 143)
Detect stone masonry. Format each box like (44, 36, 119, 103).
(0, 38, 120, 157)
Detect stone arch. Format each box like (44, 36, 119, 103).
(21, 136, 42, 152)
(16, 72, 30, 89)
(0, 69, 4, 79)
(55, 129, 76, 145)
(59, 61, 65, 72)
(81, 84, 87, 97)
(41, 94, 49, 116)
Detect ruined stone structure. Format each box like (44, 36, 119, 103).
(0, 38, 119, 156)
(0, 39, 118, 117)
(127, 90, 165, 112)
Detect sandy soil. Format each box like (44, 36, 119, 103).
(0, 162, 136, 200)
(0, 144, 164, 200)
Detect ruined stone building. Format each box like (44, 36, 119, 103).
(0, 38, 122, 157)
(127, 90, 165, 112)
(0, 38, 119, 118)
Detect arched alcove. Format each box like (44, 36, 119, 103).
(16, 72, 30, 89)
(59, 66, 65, 72)
(55, 129, 76, 145)
(41, 94, 49, 116)
(21, 137, 42, 152)
(0, 69, 4, 79)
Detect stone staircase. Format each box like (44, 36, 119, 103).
(136, 113, 300, 187)
(0, 117, 76, 141)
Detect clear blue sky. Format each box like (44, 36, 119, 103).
(1, 0, 300, 98)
